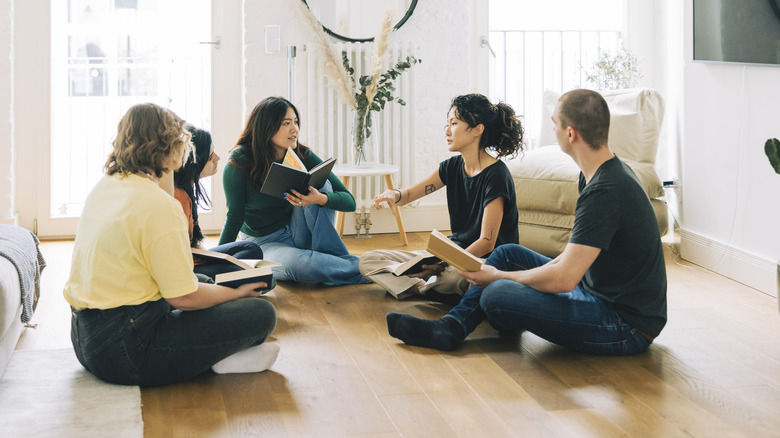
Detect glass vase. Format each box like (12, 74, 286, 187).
(351, 110, 378, 167)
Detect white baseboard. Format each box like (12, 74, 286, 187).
(680, 228, 777, 298)
(341, 203, 451, 235)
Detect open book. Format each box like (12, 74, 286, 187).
(364, 251, 442, 277)
(426, 229, 483, 272)
(259, 147, 336, 199)
(192, 248, 281, 293)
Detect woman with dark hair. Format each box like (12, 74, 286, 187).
(219, 96, 366, 285)
(65, 103, 279, 386)
(359, 93, 524, 300)
(173, 125, 265, 281)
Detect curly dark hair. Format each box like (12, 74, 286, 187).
(230, 96, 311, 190)
(449, 94, 524, 159)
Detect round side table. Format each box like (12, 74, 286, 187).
(332, 163, 408, 245)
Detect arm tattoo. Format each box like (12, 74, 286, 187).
(424, 184, 436, 195)
(481, 229, 495, 242)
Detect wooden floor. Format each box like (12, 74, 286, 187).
(17, 232, 780, 437)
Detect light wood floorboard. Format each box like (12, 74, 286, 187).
(17, 231, 780, 437)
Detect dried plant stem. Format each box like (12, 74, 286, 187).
(294, 1, 356, 109)
(365, 9, 395, 104)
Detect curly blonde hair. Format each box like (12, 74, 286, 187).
(104, 103, 192, 178)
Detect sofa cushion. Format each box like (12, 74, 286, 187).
(516, 198, 668, 258)
(507, 148, 665, 215)
(537, 88, 665, 164)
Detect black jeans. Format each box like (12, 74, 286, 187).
(71, 297, 276, 386)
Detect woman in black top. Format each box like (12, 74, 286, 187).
(358, 93, 524, 300)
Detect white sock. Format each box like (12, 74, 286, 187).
(211, 343, 280, 374)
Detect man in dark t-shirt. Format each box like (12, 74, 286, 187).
(387, 89, 667, 355)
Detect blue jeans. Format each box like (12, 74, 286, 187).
(243, 182, 366, 285)
(70, 297, 276, 386)
(194, 240, 265, 280)
(444, 244, 651, 355)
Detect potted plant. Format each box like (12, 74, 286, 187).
(584, 45, 642, 91)
(343, 52, 420, 166)
(765, 138, 780, 311)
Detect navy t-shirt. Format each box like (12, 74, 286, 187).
(438, 155, 519, 250)
(570, 155, 667, 337)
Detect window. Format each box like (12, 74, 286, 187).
(488, 0, 625, 147)
(50, 0, 212, 218)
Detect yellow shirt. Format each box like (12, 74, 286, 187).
(64, 173, 199, 310)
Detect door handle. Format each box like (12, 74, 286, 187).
(199, 37, 221, 49)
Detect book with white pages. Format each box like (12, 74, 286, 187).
(191, 248, 281, 293)
(191, 247, 281, 270)
(364, 250, 442, 277)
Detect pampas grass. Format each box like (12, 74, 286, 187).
(294, 0, 356, 109)
(365, 9, 395, 105)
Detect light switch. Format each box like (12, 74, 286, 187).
(266, 25, 281, 54)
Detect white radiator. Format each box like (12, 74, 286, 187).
(305, 42, 417, 207)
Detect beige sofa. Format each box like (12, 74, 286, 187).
(505, 88, 668, 258)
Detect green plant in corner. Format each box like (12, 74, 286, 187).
(765, 138, 780, 174)
(767, 138, 780, 312)
(585, 45, 642, 90)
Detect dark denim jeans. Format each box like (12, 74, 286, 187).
(444, 244, 650, 356)
(71, 297, 276, 386)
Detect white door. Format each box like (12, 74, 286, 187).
(21, 0, 240, 238)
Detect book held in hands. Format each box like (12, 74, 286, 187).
(259, 147, 336, 199)
(425, 229, 483, 272)
(192, 248, 281, 293)
(214, 268, 277, 293)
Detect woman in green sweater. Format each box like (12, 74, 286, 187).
(219, 96, 367, 285)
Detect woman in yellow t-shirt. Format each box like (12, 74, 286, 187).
(64, 103, 278, 386)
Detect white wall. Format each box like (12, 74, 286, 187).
(0, 0, 13, 224)
(678, 0, 780, 297)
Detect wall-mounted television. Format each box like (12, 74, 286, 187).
(694, 0, 780, 66)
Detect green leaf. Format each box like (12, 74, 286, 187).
(766, 138, 780, 174)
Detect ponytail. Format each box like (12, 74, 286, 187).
(449, 94, 524, 160)
(490, 102, 524, 159)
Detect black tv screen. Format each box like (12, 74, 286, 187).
(694, 0, 780, 66)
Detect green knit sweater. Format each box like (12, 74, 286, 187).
(218, 147, 355, 244)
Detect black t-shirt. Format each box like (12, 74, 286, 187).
(570, 156, 667, 337)
(439, 155, 519, 250)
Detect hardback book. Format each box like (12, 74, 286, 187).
(191, 248, 281, 293)
(364, 251, 442, 277)
(214, 267, 277, 293)
(425, 229, 483, 272)
(259, 154, 337, 199)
